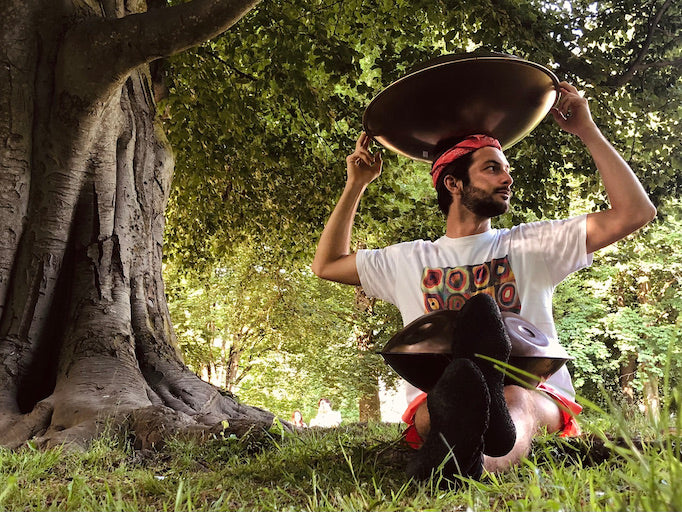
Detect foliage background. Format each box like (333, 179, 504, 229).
(160, 0, 681, 420)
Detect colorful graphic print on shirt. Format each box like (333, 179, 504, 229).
(420, 256, 520, 313)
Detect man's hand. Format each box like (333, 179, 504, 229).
(346, 132, 382, 187)
(550, 82, 598, 140)
(551, 83, 656, 253)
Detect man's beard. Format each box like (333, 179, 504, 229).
(461, 183, 509, 218)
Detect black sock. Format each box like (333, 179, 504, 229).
(406, 358, 489, 486)
(452, 294, 516, 457)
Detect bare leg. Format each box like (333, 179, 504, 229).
(414, 384, 562, 474)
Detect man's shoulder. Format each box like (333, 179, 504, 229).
(503, 216, 588, 255)
(367, 238, 437, 252)
(508, 215, 587, 235)
(397, 238, 436, 247)
(391, 238, 441, 255)
(358, 239, 439, 263)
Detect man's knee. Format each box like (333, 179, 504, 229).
(504, 385, 562, 433)
(413, 400, 431, 439)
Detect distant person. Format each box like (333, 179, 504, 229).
(309, 398, 342, 427)
(311, 82, 656, 482)
(291, 410, 307, 428)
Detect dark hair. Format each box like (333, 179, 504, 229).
(433, 137, 474, 216)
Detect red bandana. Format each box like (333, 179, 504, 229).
(430, 135, 502, 188)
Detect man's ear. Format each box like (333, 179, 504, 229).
(444, 175, 460, 195)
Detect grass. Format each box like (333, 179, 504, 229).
(1, 406, 681, 511)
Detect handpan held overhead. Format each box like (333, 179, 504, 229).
(362, 52, 560, 162)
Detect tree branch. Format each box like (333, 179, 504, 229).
(61, 0, 261, 101)
(606, 0, 674, 87)
(119, 0, 260, 63)
(639, 57, 682, 70)
(201, 47, 258, 81)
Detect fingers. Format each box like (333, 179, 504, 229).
(351, 132, 377, 166)
(352, 148, 375, 167)
(556, 82, 585, 118)
(355, 131, 372, 151)
(346, 132, 382, 185)
(355, 132, 367, 151)
(551, 82, 596, 138)
(558, 81, 579, 95)
(550, 107, 567, 124)
(346, 149, 375, 169)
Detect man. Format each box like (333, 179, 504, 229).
(311, 82, 656, 481)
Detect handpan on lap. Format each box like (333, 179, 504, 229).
(362, 51, 560, 162)
(380, 310, 572, 392)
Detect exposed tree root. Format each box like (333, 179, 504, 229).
(0, 401, 54, 450)
(0, 397, 277, 451)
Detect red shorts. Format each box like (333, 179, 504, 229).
(402, 382, 582, 450)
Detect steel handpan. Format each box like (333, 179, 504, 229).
(503, 312, 573, 386)
(380, 310, 459, 393)
(380, 310, 572, 392)
(362, 51, 560, 162)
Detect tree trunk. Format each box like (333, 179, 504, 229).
(354, 283, 381, 422)
(357, 330, 381, 422)
(620, 353, 638, 406)
(637, 278, 660, 421)
(225, 341, 241, 392)
(359, 384, 381, 423)
(0, 0, 272, 450)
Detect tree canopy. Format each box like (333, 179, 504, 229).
(160, 0, 680, 416)
(163, 0, 681, 269)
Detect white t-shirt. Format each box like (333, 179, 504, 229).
(357, 215, 593, 400)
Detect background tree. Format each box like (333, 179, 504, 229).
(0, 0, 280, 450)
(165, 242, 402, 422)
(164, 0, 680, 270)
(555, 198, 682, 411)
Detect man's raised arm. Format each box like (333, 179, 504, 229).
(311, 133, 382, 285)
(551, 82, 657, 254)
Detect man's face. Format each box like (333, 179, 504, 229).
(460, 147, 513, 218)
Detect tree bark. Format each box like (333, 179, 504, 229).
(605, 0, 677, 87)
(225, 340, 241, 392)
(637, 278, 660, 421)
(620, 353, 638, 408)
(358, 384, 381, 423)
(354, 283, 381, 422)
(0, 0, 273, 450)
